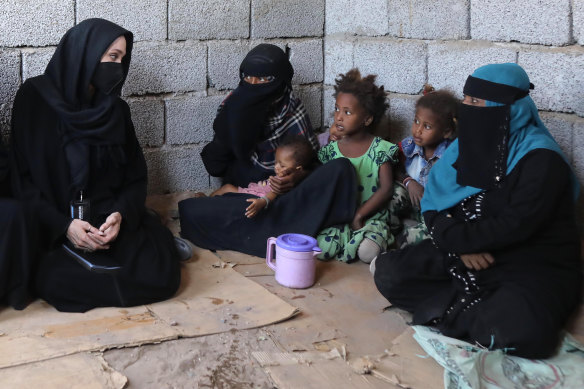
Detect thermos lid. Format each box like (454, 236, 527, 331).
(276, 233, 321, 252)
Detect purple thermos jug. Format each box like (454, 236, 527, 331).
(266, 233, 321, 289)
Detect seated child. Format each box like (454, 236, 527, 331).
(208, 135, 318, 218)
(317, 68, 398, 263)
(396, 85, 458, 247)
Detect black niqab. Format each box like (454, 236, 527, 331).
(201, 44, 294, 175)
(454, 103, 509, 190)
(28, 18, 133, 195)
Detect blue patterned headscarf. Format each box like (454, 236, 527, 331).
(421, 63, 578, 213)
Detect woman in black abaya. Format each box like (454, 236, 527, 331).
(183, 45, 356, 256)
(10, 18, 181, 312)
(0, 139, 35, 309)
(373, 63, 582, 359)
(201, 43, 318, 187)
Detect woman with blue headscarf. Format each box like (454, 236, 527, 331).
(373, 63, 582, 359)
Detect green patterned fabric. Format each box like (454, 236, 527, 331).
(390, 182, 430, 248)
(316, 137, 398, 262)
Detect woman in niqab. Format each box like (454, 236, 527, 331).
(373, 63, 582, 359)
(201, 43, 318, 187)
(10, 18, 181, 312)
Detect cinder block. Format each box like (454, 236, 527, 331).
(0, 1, 74, 47)
(293, 85, 322, 130)
(388, 93, 417, 143)
(288, 39, 323, 84)
(322, 85, 336, 130)
(0, 50, 20, 106)
(208, 40, 252, 91)
(354, 38, 426, 94)
(145, 146, 211, 194)
(471, 0, 571, 46)
(126, 98, 165, 147)
(324, 38, 354, 85)
(169, 0, 249, 40)
(519, 47, 584, 116)
(166, 94, 226, 145)
(325, 0, 388, 36)
(124, 42, 207, 96)
(22, 48, 56, 81)
(388, 0, 469, 40)
(428, 41, 517, 98)
(77, 0, 166, 42)
(251, 0, 324, 38)
(540, 112, 575, 162)
(575, 0, 584, 45)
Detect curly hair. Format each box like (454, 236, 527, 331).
(278, 135, 318, 171)
(333, 68, 388, 127)
(415, 85, 458, 136)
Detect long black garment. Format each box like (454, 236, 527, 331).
(10, 19, 180, 312)
(0, 141, 35, 309)
(374, 149, 582, 359)
(11, 80, 180, 312)
(179, 158, 358, 257)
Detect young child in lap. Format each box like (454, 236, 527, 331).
(207, 135, 317, 218)
(396, 85, 458, 247)
(317, 69, 398, 263)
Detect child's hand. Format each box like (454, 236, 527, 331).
(406, 180, 424, 209)
(245, 197, 267, 218)
(351, 214, 365, 230)
(329, 125, 342, 142)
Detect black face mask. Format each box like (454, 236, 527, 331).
(454, 103, 510, 190)
(91, 62, 124, 95)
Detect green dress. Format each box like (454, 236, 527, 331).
(317, 137, 398, 262)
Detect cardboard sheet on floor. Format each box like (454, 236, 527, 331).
(216, 250, 266, 265)
(0, 247, 298, 369)
(373, 327, 443, 389)
(0, 353, 127, 389)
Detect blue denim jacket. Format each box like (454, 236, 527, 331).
(401, 136, 452, 187)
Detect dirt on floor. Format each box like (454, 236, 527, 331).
(97, 192, 584, 389)
(104, 328, 277, 389)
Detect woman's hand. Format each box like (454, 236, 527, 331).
(269, 169, 297, 195)
(245, 198, 267, 218)
(460, 252, 495, 271)
(406, 180, 424, 209)
(67, 219, 109, 251)
(351, 213, 365, 230)
(92, 212, 122, 245)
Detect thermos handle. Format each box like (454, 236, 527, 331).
(313, 245, 322, 256)
(266, 237, 277, 271)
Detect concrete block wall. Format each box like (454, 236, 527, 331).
(324, 0, 584, 230)
(323, 0, 584, 179)
(0, 0, 324, 194)
(1, 0, 583, 207)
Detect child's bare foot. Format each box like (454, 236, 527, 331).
(194, 192, 207, 198)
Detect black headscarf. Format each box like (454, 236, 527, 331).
(201, 44, 294, 175)
(29, 18, 133, 195)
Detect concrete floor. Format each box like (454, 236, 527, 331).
(100, 192, 584, 389)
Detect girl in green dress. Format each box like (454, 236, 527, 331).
(318, 69, 398, 263)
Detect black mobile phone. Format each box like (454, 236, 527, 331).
(62, 242, 122, 275)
